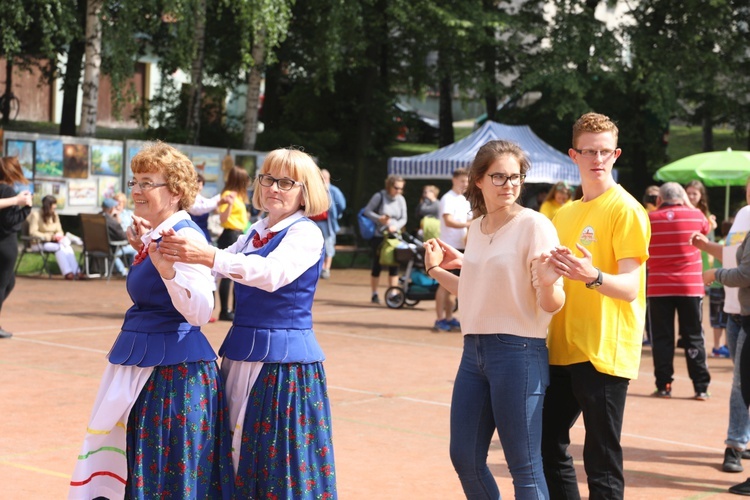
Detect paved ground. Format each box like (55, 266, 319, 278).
(0, 269, 746, 499)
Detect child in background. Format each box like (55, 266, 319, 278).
(710, 219, 732, 357)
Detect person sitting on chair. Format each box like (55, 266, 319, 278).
(101, 198, 136, 276)
(27, 195, 84, 280)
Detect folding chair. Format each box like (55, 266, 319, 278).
(78, 213, 130, 283)
(14, 220, 53, 278)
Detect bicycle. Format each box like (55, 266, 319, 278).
(0, 91, 20, 121)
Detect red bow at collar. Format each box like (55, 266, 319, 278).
(252, 231, 277, 248)
(132, 244, 149, 266)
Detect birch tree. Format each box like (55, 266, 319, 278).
(233, 0, 294, 150)
(79, 0, 104, 137)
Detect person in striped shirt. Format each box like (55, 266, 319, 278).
(647, 181, 711, 400)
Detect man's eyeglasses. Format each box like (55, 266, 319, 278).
(573, 149, 616, 159)
(257, 174, 302, 191)
(487, 173, 526, 187)
(127, 179, 168, 191)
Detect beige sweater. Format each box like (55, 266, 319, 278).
(458, 208, 563, 339)
(27, 209, 63, 241)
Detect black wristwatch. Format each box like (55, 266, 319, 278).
(585, 267, 603, 289)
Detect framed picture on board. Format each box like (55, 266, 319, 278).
(63, 144, 90, 178)
(35, 139, 64, 178)
(5, 139, 35, 179)
(91, 144, 123, 176)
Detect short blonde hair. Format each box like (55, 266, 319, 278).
(251, 148, 330, 217)
(130, 141, 198, 211)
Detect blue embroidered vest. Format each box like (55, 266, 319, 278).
(107, 219, 217, 367)
(218, 218, 325, 363)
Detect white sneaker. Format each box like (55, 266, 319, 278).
(321, 269, 331, 279)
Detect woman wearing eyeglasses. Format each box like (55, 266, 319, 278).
(216, 166, 250, 321)
(157, 148, 337, 499)
(70, 142, 234, 499)
(423, 140, 564, 499)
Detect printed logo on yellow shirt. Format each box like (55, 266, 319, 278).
(579, 226, 596, 246)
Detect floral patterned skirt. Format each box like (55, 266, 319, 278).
(234, 362, 337, 499)
(125, 361, 234, 499)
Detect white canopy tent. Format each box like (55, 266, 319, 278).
(388, 121, 582, 184)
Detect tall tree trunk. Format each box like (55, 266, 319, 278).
(79, 0, 104, 137)
(1, 58, 13, 125)
(186, 0, 207, 145)
(242, 32, 266, 151)
(60, 0, 87, 136)
(437, 50, 454, 148)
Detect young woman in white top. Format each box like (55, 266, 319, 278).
(423, 139, 565, 499)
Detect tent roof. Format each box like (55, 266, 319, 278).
(387, 121, 581, 184)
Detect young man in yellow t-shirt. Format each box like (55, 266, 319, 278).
(542, 112, 651, 499)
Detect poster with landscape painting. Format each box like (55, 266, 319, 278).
(63, 144, 89, 178)
(35, 139, 64, 178)
(5, 139, 35, 179)
(98, 177, 121, 205)
(91, 144, 123, 176)
(68, 179, 98, 206)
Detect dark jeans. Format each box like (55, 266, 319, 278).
(648, 296, 710, 392)
(541, 362, 629, 500)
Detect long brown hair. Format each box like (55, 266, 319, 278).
(0, 156, 29, 186)
(41, 195, 58, 224)
(224, 166, 250, 201)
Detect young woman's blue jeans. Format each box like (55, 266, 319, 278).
(450, 334, 550, 500)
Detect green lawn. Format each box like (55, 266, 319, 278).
(666, 125, 747, 162)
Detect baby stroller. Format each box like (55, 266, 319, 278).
(384, 232, 440, 309)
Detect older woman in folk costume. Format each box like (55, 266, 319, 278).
(69, 142, 233, 499)
(159, 147, 337, 498)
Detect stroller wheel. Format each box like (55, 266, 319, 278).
(385, 286, 406, 309)
(404, 298, 420, 307)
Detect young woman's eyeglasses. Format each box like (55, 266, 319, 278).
(257, 174, 302, 191)
(487, 173, 526, 187)
(127, 179, 168, 190)
(573, 149, 615, 159)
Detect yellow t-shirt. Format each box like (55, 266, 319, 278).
(548, 185, 651, 379)
(218, 191, 249, 231)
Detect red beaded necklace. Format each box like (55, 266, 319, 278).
(132, 244, 149, 266)
(252, 231, 277, 248)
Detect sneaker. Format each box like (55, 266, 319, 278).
(725, 448, 745, 473)
(653, 383, 671, 398)
(371, 293, 380, 304)
(0, 327, 12, 339)
(433, 319, 451, 332)
(729, 477, 750, 495)
(218, 311, 235, 321)
(713, 345, 731, 358)
(742, 450, 750, 460)
(321, 269, 331, 280)
(446, 318, 461, 331)
(695, 391, 710, 401)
